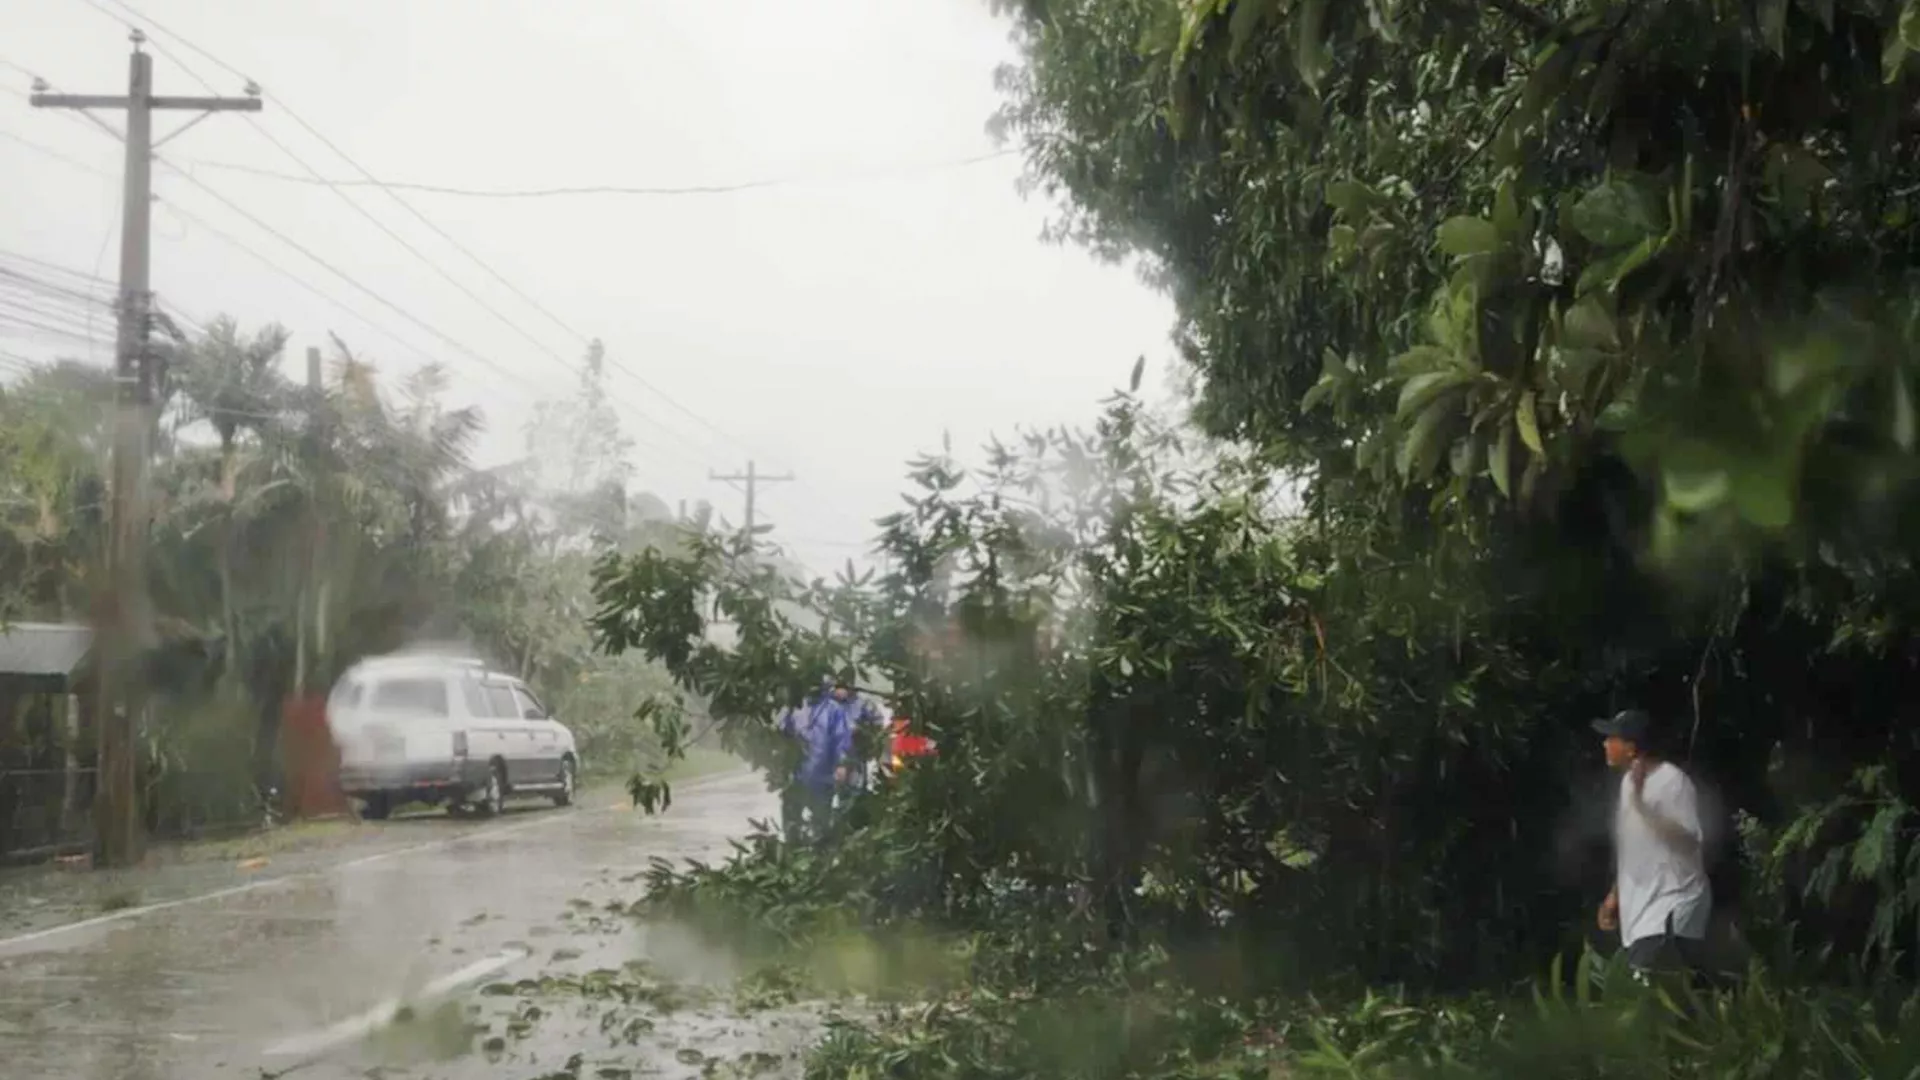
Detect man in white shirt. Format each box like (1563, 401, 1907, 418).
(1592, 708, 1711, 975)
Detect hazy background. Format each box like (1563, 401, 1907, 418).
(0, 0, 1178, 575)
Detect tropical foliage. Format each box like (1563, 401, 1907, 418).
(588, 0, 1920, 1074)
(0, 321, 686, 845)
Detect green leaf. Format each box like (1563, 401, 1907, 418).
(1396, 370, 1462, 420)
(1227, 0, 1280, 62)
(1493, 181, 1522, 237)
(1569, 178, 1666, 249)
(1663, 465, 1730, 514)
(1302, 348, 1351, 413)
(1324, 178, 1376, 218)
(1387, 345, 1450, 377)
(1903, 0, 1920, 50)
(1894, 373, 1916, 451)
(1758, 0, 1789, 56)
(1437, 216, 1501, 259)
(1397, 397, 1453, 480)
(1294, 0, 1331, 92)
(1174, 0, 1227, 65)
(1364, 0, 1402, 43)
(1515, 391, 1544, 456)
(1561, 297, 1620, 352)
(1426, 280, 1481, 356)
(1576, 235, 1667, 296)
(1449, 435, 1480, 478)
(1850, 804, 1906, 879)
(1300, 377, 1335, 414)
(1328, 222, 1357, 261)
(1489, 422, 1514, 497)
(1765, 144, 1835, 221)
(1731, 455, 1796, 529)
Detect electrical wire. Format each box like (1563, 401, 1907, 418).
(23, 8, 868, 550)
(162, 163, 713, 470)
(0, 299, 108, 340)
(0, 266, 113, 310)
(0, 126, 107, 179)
(82, 0, 833, 487)
(186, 149, 1022, 200)
(0, 122, 508, 408)
(83, 0, 748, 470)
(0, 248, 112, 287)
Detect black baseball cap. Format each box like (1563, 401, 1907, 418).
(1591, 708, 1653, 744)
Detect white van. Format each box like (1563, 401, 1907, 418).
(327, 652, 580, 819)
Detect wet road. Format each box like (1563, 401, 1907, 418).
(0, 770, 805, 1080)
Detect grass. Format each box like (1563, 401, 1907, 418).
(196, 817, 358, 862)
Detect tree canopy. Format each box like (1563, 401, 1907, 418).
(0, 324, 690, 837)
(591, 0, 1920, 1005)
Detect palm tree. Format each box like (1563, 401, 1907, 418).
(0, 361, 113, 620)
(158, 319, 295, 695)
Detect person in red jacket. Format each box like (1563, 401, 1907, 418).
(885, 714, 936, 776)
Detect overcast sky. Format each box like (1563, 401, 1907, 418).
(0, 0, 1177, 575)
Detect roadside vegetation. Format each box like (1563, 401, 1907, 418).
(0, 325, 732, 852)
(585, 1, 1920, 1075)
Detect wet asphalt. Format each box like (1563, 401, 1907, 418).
(0, 770, 818, 1080)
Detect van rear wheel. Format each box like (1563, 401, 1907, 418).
(476, 762, 507, 817)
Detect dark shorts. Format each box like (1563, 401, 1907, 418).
(1626, 932, 1704, 974)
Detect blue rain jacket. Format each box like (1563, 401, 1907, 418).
(779, 678, 853, 792)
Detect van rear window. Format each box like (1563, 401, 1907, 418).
(367, 677, 450, 717)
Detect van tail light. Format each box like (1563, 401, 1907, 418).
(452, 731, 469, 759)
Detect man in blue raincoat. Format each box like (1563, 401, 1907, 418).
(777, 675, 854, 844)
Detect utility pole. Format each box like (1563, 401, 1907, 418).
(295, 346, 327, 695)
(709, 460, 794, 538)
(33, 31, 262, 868)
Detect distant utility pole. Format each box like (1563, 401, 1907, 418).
(709, 460, 794, 538)
(33, 31, 262, 868)
(296, 346, 327, 695)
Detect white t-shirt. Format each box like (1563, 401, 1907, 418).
(1614, 761, 1711, 945)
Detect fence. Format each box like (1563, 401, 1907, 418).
(0, 764, 273, 863)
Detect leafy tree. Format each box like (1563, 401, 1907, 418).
(978, 0, 1920, 981)
(588, 2, 1920, 1008)
(0, 362, 111, 621)
(0, 318, 688, 839)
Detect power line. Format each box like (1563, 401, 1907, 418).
(149, 167, 710, 469)
(80, 0, 750, 469)
(0, 126, 110, 178)
(0, 269, 113, 308)
(155, 161, 548, 398)
(79, 0, 826, 488)
(0, 317, 105, 347)
(0, 247, 113, 286)
(186, 148, 1022, 199)
(0, 124, 455, 392)
(0, 298, 108, 339)
(0, 117, 703, 472)
(45, 2, 834, 507)
(135, 37, 585, 383)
